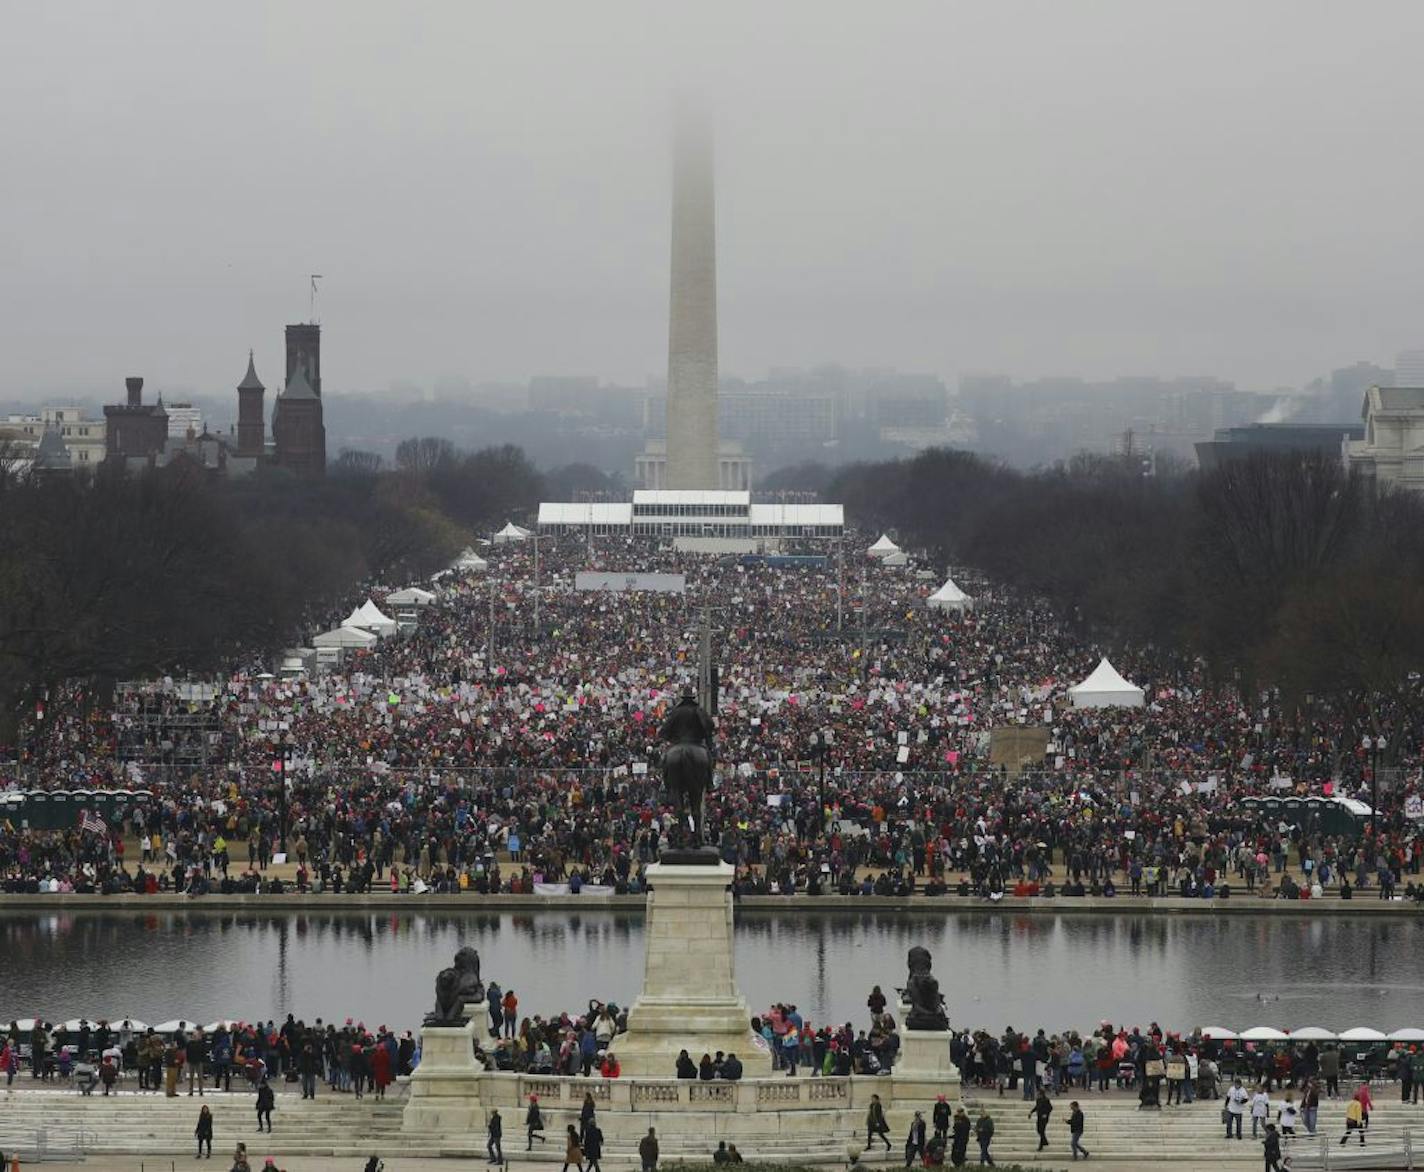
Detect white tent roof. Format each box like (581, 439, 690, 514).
(882, 550, 910, 567)
(867, 533, 900, 556)
(386, 587, 436, 606)
(1239, 1026, 1288, 1041)
(1290, 1027, 1337, 1041)
(927, 576, 973, 611)
(355, 600, 397, 630)
(312, 624, 378, 649)
(1068, 657, 1145, 709)
(453, 547, 489, 570)
(493, 521, 530, 542)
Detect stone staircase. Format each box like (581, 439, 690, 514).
(2, 1086, 1423, 1164)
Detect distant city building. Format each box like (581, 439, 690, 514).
(164, 401, 204, 439)
(0, 406, 106, 468)
(959, 373, 1269, 466)
(1396, 349, 1424, 389)
(1195, 422, 1363, 471)
(719, 383, 839, 449)
(104, 377, 169, 465)
(272, 359, 326, 478)
(1346, 385, 1424, 492)
(96, 321, 327, 479)
(870, 374, 947, 430)
(529, 376, 601, 413)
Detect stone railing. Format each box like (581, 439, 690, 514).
(483, 1072, 856, 1114)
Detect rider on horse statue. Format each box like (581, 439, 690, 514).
(659, 686, 716, 847)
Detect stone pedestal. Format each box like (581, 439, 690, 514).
(610, 860, 771, 1076)
(892, 1027, 960, 1102)
(402, 1020, 484, 1132)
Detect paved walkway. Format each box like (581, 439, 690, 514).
(12, 1159, 1273, 1172)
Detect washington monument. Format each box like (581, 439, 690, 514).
(664, 109, 720, 490)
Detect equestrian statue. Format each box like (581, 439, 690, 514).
(659, 685, 716, 851)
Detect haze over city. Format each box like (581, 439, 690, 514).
(6, 0, 1424, 408)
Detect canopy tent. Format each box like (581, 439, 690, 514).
(351, 600, 397, 635)
(1389, 1027, 1424, 1042)
(1338, 1027, 1388, 1042)
(1289, 1027, 1337, 1041)
(385, 587, 436, 607)
(1068, 657, 1145, 709)
(492, 521, 530, 544)
(1239, 1026, 1288, 1041)
(1199, 1027, 1238, 1040)
(452, 547, 489, 571)
(153, 1019, 196, 1035)
(927, 576, 974, 612)
(882, 551, 911, 567)
(867, 533, 900, 558)
(312, 624, 378, 650)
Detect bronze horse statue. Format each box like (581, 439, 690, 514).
(660, 689, 715, 848)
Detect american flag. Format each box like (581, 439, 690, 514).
(78, 808, 107, 836)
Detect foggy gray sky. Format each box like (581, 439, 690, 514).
(5, 0, 1424, 403)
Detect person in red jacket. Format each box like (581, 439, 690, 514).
(371, 1043, 392, 1100)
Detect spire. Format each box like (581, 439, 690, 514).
(280, 357, 317, 400)
(239, 349, 265, 391)
(34, 425, 72, 471)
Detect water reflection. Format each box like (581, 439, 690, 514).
(2, 910, 1420, 1036)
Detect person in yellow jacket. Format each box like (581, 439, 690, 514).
(1341, 1097, 1365, 1146)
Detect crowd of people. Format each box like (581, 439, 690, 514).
(8, 986, 1424, 1171)
(2, 1014, 413, 1104)
(3, 533, 1423, 902)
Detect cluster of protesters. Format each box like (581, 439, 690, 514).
(4, 534, 1424, 901)
(3, 1015, 413, 1107)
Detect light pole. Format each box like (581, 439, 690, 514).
(1363, 734, 1386, 839)
(811, 729, 828, 833)
(532, 533, 540, 638)
(271, 731, 292, 855)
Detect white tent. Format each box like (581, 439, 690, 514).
(927, 576, 974, 612)
(882, 551, 910, 567)
(452, 547, 489, 571)
(352, 600, 398, 635)
(1068, 657, 1145, 709)
(867, 533, 900, 558)
(312, 624, 378, 649)
(386, 587, 436, 607)
(493, 521, 530, 544)
(1239, 1026, 1288, 1041)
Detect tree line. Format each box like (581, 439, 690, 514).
(827, 448, 1424, 716)
(0, 437, 570, 748)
